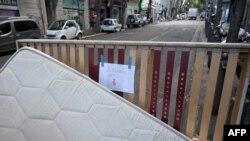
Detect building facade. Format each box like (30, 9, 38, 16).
(0, 0, 157, 32)
(0, 0, 19, 16)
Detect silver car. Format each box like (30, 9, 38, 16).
(126, 14, 144, 28)
(0, 16, 41, 53)
(44, 20, 82, 40)
(101, 18, 122, 32)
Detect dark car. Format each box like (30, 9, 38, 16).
(0, 16, 41, 53)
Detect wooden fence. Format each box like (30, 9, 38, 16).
(17, 39, 250, 141)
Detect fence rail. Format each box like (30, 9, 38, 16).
(17, 39, 250, 141)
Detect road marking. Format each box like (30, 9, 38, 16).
(83, 32, 107, 39)
(161, 32, 168, 36)
(149, 36, 159, 41)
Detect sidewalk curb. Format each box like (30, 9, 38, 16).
(82, 32, 107, 39)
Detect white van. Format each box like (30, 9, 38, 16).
(188, 8, 198, 20)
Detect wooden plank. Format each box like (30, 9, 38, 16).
(22, 43, 27, 47)
(117, 49, 125, 97)
(127, 46, 137, 103)
(230, 52, 250, 124)
(161, 51, 175, 123)
(88, 48, 104, 82)
(199, 49, 221, 141)
(29, 43, 35, 48)
(146, 49, 154, 112)
(108, 48, 124, 97)
(186, 49, 206, 137)
(61, 44, 67, 65)
(16, 41, 21, 49)
(149, 50, 161, 116)
(70, 44, 76, 69)
(36, 43, 42, 51)
(44, 43, 50, 55)
(139, 48, 148, 110)
(52, 44, 58, 60)
(78, 45, 85, 74)
(173, 51, 190, 131)
(213, 50, 239, 141)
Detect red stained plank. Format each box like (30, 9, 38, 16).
(173, 51, 190, 131)
(88, 48, 104, 82)
(161, 51, 175, 123)
(149, 50, 161, 116)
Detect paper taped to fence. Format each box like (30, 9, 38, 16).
(99, 62, 135, 93)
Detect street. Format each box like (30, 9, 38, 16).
(0, 20, 206, 69)
(88, 20, 206, 42)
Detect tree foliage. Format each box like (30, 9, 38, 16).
(189, 0, 205, 12)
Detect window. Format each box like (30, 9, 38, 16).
(103, 20, 113, 25)
(26, 21, 38, 30)
(14, 21, 28, 32)
(0, 22, 11, 35)
(66, 22, 75, 27)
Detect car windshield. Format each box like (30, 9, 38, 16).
(48, 20, 66, 30)
(103, 20, 113, 25)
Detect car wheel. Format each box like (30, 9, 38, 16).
(77, 33, 82, 40)
(138, 22, 141, 27)
(113, 28, 117, 32)
(61, 36, 66, 40)
(130, 18, 135, 23)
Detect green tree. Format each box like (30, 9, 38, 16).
(189, 0, 205, 12)
(138, 0, 143, 14)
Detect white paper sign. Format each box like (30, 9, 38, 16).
(99, 62, 135, 93)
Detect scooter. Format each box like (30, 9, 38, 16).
(219, 26, 250, 43)
(238, 28, 250, 43)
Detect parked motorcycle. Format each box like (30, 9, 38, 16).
(214, 22, 250, 43)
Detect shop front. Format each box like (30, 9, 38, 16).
(0, 0, 19, 16)
(63, 0, 84, 28)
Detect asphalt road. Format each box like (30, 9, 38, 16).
(88, 20, 206, 42)
(0, 20, 205, 69)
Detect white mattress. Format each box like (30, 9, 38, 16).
(0, 47, 191, 141)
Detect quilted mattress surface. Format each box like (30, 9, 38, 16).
(0, 47, 191, 141)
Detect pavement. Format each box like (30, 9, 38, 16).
(82, 28, 126, 39)
(82, 31, 107, 39)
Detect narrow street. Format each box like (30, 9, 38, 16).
(88, 20, 206, 42)
(0, 20, 206, 69)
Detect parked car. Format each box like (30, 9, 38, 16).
(188, 8, 198, 20)
(0, 16, 41, 53)
(101, 18, 122, 32)
(141, 14, 149, 25)
(126, 14, 144, 28)
(44, 20, 82, 40)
